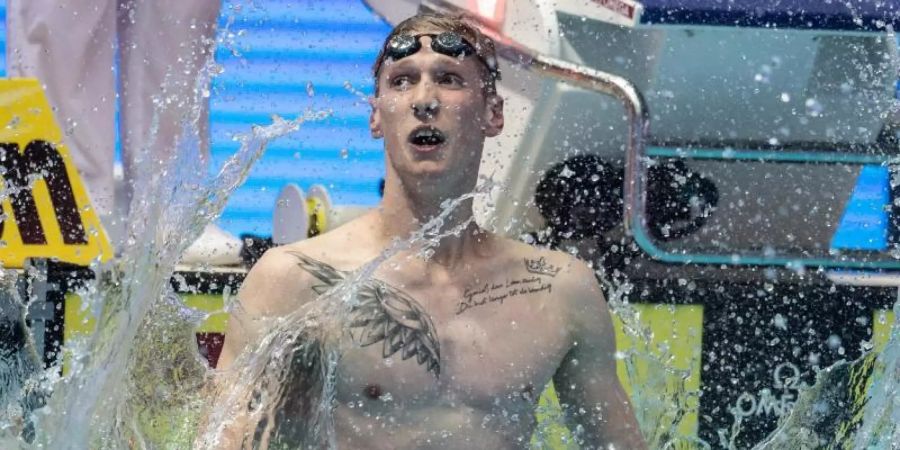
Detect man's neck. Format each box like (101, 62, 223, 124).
(375, 180, 492, 269)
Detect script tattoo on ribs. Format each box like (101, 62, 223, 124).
(289, 252, 441, 378)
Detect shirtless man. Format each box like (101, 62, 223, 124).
(214, 13, 645, 449)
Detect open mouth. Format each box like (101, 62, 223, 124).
(408, 126, 446, 150)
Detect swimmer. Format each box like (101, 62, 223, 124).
(213, 13, 645, 450)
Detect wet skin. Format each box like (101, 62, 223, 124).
(213, 32, 645, 450)
(221, 233, 637, 450)
(369, 35, 503, 199)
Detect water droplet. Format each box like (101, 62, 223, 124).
(773, 313, 787, 330)
(804, 98, 823, 117)
(826, 334, 842, 350)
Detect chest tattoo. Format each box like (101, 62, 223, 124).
(456, 259, 556, 315)
(524, 257, 561, 277)
(289, 252, 441, 378)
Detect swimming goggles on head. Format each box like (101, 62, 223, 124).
(383, 31, 500, 80)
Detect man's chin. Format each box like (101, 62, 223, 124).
(405, 163, 451, 179)
(398, 161, 461, 184)
(402, 149, 449, 172)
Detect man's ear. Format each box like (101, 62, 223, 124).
(369, 96, 383, 139)
(483, 94, 504, 137)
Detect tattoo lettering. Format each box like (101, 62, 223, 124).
(456, 276, 552, 315)
(289, 252, 441, 378)
(524, 257, 561, 277)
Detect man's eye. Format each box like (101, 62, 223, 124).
(391, 76, 412, 89)
(438, 73, 464, 86)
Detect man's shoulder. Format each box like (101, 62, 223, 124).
(238, 242, 343, 316)
(249, 243, 324, 277)
(495, 236, 597, 287)
(275, 229, 367, 269)
(272, 215, 380, 269)
(250, 237, 355, 284)
(494, 237, 607, 330)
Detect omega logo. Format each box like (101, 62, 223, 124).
(730, 362, 802, 419)
(717, 362, 804, 448)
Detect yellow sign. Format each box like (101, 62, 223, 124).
(0, 79, 112, 267)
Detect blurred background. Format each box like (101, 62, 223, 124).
(0, 0, 393, 238)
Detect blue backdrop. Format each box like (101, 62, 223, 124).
(0, 0, 391, 238)
(211, 0, 390, 236)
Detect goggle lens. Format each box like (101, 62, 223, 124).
(386, 34, 421, 60)
(432, 32, 473, 57)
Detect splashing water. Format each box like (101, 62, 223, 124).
(2, 4, 900, 450)
(0, 19, 333, 443)
(750, 292, 900, 450)
(25, 108, 329, 449)
(603, 285, 695, 450)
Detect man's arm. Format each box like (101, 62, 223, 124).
(217, 249, 300, 369)
(553, 260, 646, 450)
(201, 248, 308, 449)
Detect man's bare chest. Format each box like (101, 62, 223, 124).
(286, 252, 573, 410)
(333, 278, 572, 412)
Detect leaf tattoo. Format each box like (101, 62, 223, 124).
(350, 283, 442, 376)
(292, 252, 347, 296)
(289, 252, 442, 378)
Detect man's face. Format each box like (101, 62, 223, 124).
(370, 34, 504, 186)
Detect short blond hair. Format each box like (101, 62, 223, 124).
(372, 13, 500, 95)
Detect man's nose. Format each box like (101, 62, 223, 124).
(410, 83, 440, 121)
